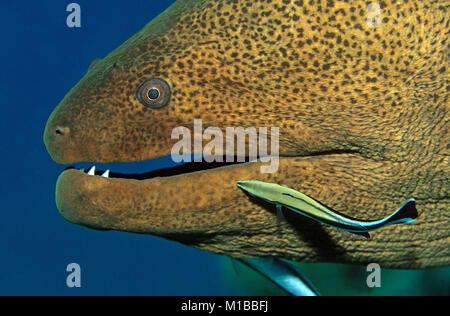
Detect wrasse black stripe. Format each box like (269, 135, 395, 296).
(237, 180, 418, 238)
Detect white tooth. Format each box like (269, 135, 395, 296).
(87, 166, 96, 176)
(101, 170, 110, 178)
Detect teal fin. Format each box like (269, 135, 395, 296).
(236, 257, 320, 296)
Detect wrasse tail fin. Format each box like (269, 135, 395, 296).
(384, 199, 418, 225)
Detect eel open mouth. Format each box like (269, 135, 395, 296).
(69, 157, 252, 181)
(55, 154, 279, 233)
(54, 152, 367, 234)
(61, 149, 358, 182)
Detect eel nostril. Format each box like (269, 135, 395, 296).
(55, 126, 69, 136)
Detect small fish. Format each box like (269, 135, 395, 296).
(234, 257, 320, 296)
(237, 180, 418, 238)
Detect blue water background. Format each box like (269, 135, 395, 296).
(0, 0, 233, 296)
(0, 0, 448, 295)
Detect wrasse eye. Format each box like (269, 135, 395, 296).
(137, 78, 171, 108)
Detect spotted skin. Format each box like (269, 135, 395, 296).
(44, 0, 449, 269)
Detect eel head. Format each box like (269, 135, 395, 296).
(44, 0, 448, 269)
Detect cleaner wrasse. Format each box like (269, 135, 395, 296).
(237, 180, 418, 238)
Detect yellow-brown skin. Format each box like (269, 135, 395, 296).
(44, 0, 449, 268)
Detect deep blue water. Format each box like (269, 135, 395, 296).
(0, 0, 235, 296)
(0, 0, 448, 296)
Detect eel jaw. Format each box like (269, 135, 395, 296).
(53, 153, 366, 236)
(55, 160, 265, 234)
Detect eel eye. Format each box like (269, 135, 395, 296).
(137, 78, 171, 108)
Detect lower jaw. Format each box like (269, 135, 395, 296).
(54, 153, 361, 235)
(55, 158, 267, 233)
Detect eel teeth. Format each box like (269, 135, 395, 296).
(87, 166, 96, 176)
(101, 170, 110, 178)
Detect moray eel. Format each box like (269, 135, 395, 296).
(43, 0, 449, 269)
